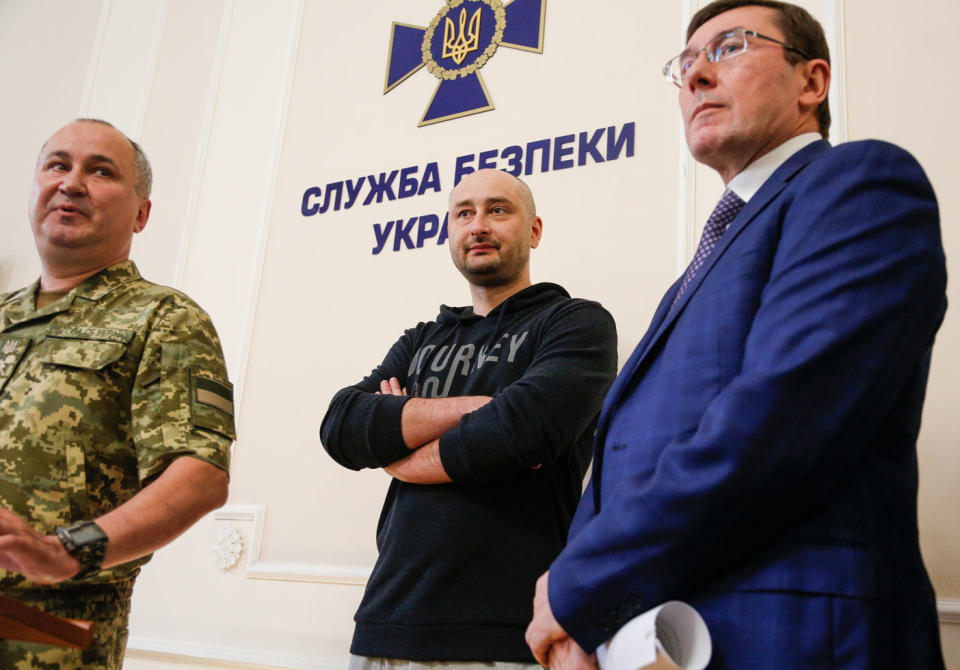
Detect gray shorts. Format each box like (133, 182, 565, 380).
(349, 655, 540, 670)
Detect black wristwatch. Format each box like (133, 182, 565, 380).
(55, 520, 108, 579)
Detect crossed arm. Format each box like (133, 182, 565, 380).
(376, 376, 491, 484)
(320, 302, 617, 486)
(0, 456, 227, 584)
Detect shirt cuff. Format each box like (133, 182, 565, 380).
(370, 394, 414, 465)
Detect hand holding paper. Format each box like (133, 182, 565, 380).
(596, 602, 711, 670)
(525, 571, 568, 666)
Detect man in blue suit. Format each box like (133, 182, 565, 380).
(526, 1, 947, 668)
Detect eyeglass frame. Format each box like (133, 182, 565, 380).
(662, 27, 813, 88)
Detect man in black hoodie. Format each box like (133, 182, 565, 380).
(321, 169, 617, 669)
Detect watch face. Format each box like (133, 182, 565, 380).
(72, 523, 106, 545)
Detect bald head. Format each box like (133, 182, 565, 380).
(450, 169, 537, 219)
(513, 175, 536, 219)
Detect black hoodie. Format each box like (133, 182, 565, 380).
(321, 283, 617, 661)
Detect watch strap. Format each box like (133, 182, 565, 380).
(55, 520, 108, 580)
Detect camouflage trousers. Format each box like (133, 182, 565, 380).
(0, 581, 133, 670)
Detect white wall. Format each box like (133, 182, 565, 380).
(0, 1, 956, 667)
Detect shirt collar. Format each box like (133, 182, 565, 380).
(72, 260, 143, 301)
(727, 132, 822, 203)
(1, 261, 143, 331)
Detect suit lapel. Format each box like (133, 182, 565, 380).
(595, 141, 832, 452)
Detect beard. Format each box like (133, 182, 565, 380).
(452, 244, 529, 287)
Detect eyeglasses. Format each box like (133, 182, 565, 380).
(663, 27, 812, 87)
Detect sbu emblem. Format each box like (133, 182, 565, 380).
(385, 0, 547, 127)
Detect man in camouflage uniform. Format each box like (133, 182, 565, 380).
(0, 119, 234, 669)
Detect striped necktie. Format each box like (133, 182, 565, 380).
(671, 190, 746, 308)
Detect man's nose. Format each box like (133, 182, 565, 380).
(58, 169, 86, 196)
(468, 212, 490, 235)
(684, 51, 716, 90)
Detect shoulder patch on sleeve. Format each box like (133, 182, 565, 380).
(194, 375, 234, 416)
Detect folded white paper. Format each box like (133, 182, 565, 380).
(596, 601, 711, 670)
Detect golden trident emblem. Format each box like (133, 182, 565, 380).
(442, 7, 482, 65)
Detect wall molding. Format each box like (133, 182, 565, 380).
(823, 0, 848, 143)
(677, 0, 700, 270)
(940, 598, 960, 624)
(215, 505, 371, 585)
(78, 0, 114, 117)
(125, 637, 345, 670)
(172, 0, 235, 290)
(233, 0, 306, 417)
(131, 0, 169, 140)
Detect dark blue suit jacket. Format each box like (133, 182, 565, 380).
(550, 140, 947, 669)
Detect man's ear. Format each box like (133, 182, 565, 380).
(799, 58, 830, 112)
(530, 216, 543, 249)
(134, 199, 151, 234)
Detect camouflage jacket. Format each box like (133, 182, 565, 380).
(0, 261, 234, 589)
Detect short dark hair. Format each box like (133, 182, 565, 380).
(73, 118, 153, 198)
(687, 0, 831, 138)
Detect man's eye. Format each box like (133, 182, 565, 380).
(715, 39, 741, 57)
(93, 167, 113, 177)
(491, 206, 506, 214)
(48, 162, 68, 171)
